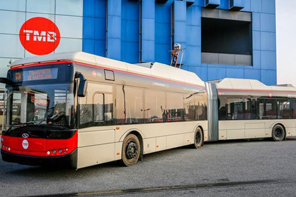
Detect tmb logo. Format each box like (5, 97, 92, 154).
(19, 17, 60, 55)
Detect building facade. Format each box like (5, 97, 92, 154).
(0, 0, 276, 85)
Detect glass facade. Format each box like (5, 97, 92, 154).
(0, 0, 83, 83)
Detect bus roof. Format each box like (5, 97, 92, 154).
(216, 78, 296, 92)
(10, 52, 204, 87)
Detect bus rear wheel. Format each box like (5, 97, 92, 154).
(121, 134, 141, 167)
(272, 124, 286, 141)
(193, 127, 203, 149)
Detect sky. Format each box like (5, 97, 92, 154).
(276, 0, 296, 86)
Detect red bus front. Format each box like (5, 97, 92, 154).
(1, 62, 78, 168)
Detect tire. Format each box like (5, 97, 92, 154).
(193, 127, 203, 148)
(121, 134, 141, 167)
(272, 124, 286, 141)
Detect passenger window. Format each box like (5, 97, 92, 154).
(116, 86, 144, 124)
(195, 94, 207, 120)
(79, 95, 93, 128)
(257, 99, 264, 119)
(93, 93, 104, 123)
(277, 99, 290, 119)
(166, 93, 184, 122)
(184, 94, 196, 121)
(104, 94, 114, 123)
(145, 90, 165, 123)
(265, 99, 277, 119)
(291, 99, 296, 119)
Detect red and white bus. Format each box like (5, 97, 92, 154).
(2, 52, 296, 169)
(1, 52, 207, 169)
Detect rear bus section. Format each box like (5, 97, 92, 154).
(206, 78, 296, 141)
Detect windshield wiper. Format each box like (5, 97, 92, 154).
(6, 121, 37, 133)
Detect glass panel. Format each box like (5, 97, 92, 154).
(125, 86, 144, 124)
(0, 0, 26, 11)
(250, 98, 257, 119)
(277, 99, 290, 119)
(104, 94, 113, 124)
(0, 34, 24, 58)
(116, 85, 125, 125)
(79, 95, 92, 127)
(257, 98, 264, 119)
(145, 90, 165, 123)
(227, 97, 244, 120)
(55, 38, 82, 53)
(195, 94, 207, 120)
(115, 85, 144, 124)
(55, 15, 83, 38)
(244, 98, 251, 120)
(184, 94, 196, 121)
(218, 96, 227, 120)
(291, 99, 296, 119)
(27, 0, 55, 14)
(0, 11, 25, 34)
(56, 0, 83, 16)
(6, 83, 74, 130)
(166, 93, 184, 122)
(93, 93, 104, 123)
(265, 99, 277, 119)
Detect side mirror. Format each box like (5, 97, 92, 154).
(75, 72, 88, 97)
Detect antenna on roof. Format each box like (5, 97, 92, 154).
(170, 43, 185, 68)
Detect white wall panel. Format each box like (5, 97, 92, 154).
(0, 11, 25, 34)
(0, 34, 24, 58)
(27, 0, 55, 14)
(55, 15, 83, 38)
(56, 0, 83, 16)
(0, 0, 26, 11)
(0, 58, 20, 79)
(55, 38, 82, 53)
(26, 13, 55, 23)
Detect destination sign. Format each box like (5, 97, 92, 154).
(14, 68, 58, 82)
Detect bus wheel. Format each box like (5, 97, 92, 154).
(272, 125, 286, 141)
(121, 134, 141, 166)
(193, 127, 203, 149)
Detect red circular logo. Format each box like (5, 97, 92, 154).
(19, 17, 60, 55)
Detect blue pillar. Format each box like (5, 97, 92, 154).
(141, 0, 155, 62)
(107, 0, 121, 60)
(173, 1, 187, 65)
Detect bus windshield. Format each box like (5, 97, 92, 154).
(5, 83, 74, 130)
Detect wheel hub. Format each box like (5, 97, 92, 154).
(275, 128, 283, 138)
(126, 141, 138, 159)
(196, 132, 201, 144)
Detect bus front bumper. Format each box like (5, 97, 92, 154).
(1, 149, 77, 168)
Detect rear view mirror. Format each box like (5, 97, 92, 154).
(75, 72, 88, 97)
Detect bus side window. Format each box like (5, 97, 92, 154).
(195, 94, 207, 120)
(145, 90, 165, 123)
(184, 94, 195, 121)
(166, 93, 184, 122)
(93, 93, 104, 123)
(291, 99, 296, 119)
(79, 95, 93, 128)
(104, 94, 114, 124)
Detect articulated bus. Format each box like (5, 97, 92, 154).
(1, 52, 296, 169)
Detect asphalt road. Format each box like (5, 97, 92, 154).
(1, 138, 296, 197)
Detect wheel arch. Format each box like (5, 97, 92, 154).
(120, 129, 144, 160)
